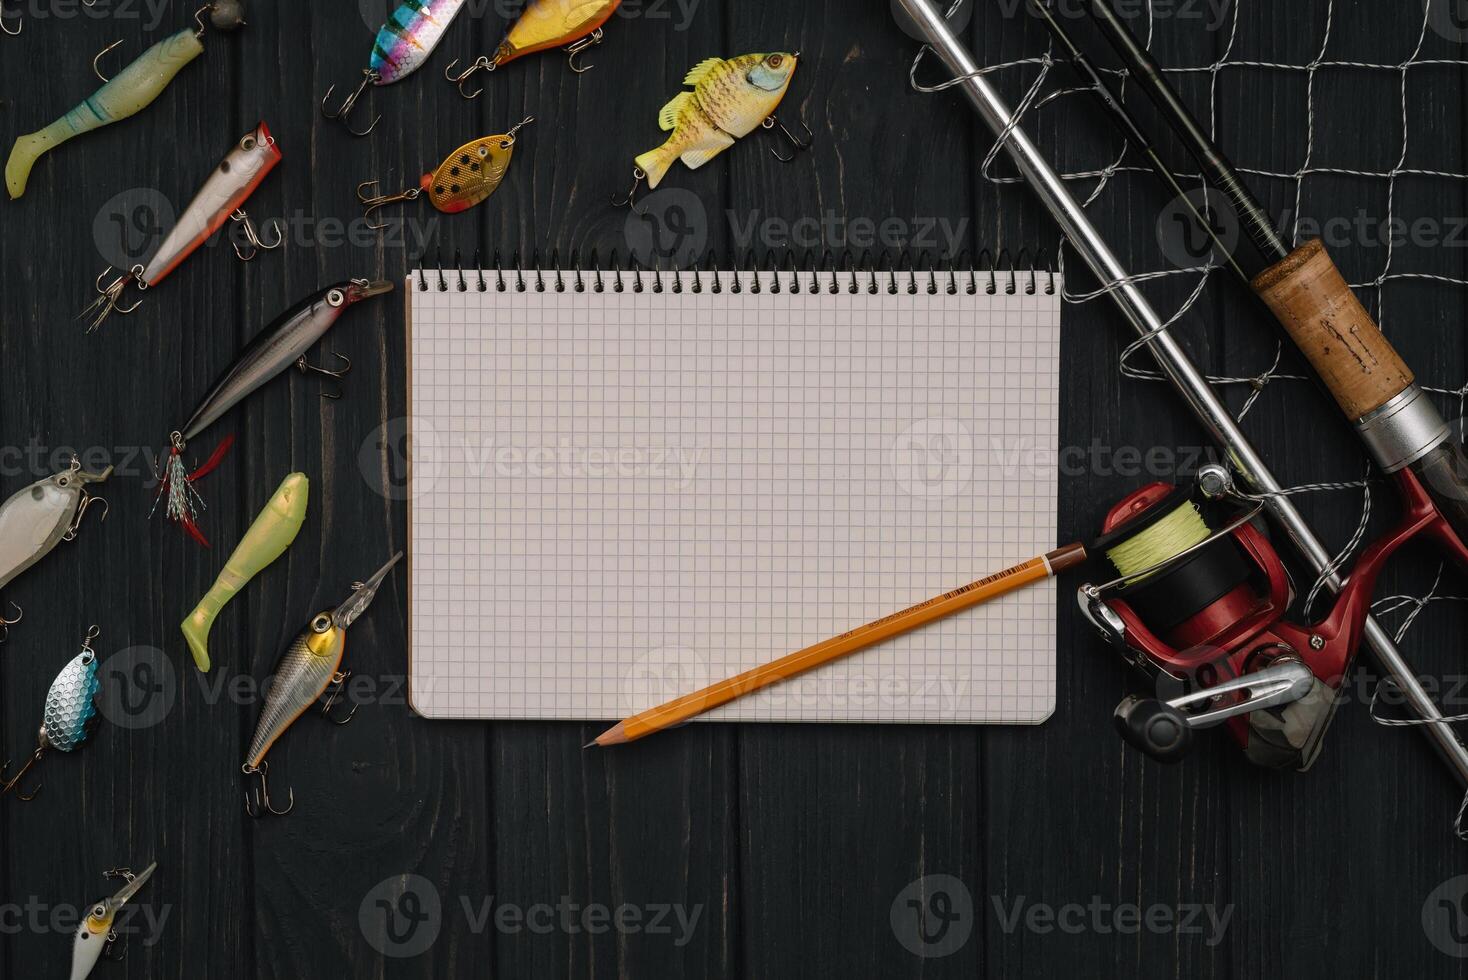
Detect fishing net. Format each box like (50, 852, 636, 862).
(912, 1, 1468, 768)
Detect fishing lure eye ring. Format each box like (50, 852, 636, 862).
(240, 136, 257, 151)
(327, 289, 345, 308)
(767, 54, 784, 68)
(91, 904, 107, 919)
(311, 613, 333, 634)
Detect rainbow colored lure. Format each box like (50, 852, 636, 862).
(322, 0, 471, 137)
(446, 0, 623, 98)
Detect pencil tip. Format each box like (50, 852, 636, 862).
(582, 740, 599, 749)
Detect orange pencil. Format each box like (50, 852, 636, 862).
(588, 542, 1088, 747)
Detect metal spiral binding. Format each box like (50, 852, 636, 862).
(413, 248, 1058, 294)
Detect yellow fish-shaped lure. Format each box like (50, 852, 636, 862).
(635, 52, 799, 190)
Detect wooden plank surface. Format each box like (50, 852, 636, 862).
(0, 1, 1466, 977)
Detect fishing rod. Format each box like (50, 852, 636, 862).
(893, 0, 1468, 787)
(1026, 0, 1248, 283)
(1077, 0, 1468, 548)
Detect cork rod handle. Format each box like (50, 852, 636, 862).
(1251, 239, 1414, 420)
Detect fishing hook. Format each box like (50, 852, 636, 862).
(296, 351, 351, 400)
(444, 56, 496, 100)
(610, 168, 647, 215)
(0, 749, 43, 802)
(229, 209, 284, 262)
(355, 179, 421, 232)
(565, 28, 605, 74)
(762, 114, 814, 163)
(321, 670, 360, 725)
(93, 39, 125, 82)
(0, 602, 20, 643)
(192, 2, 212, 38)
(79, 266, 146, 332)
(242, 762, 294, 818)
(99, 867, 138, 962)
(63, 492, 109, 543)
(321, 69, 382, 137)
(0, 1, 20, 37)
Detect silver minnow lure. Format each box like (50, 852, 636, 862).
(69, 863, 157, 980)
(0, 457, 110, 592)
(178, 279, 394, 444)
(1, 627, 103, 799)
(242, 553, 403, 816)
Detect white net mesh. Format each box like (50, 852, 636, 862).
(913, 0, 1468, 619)
(909, 0, 1468, 809)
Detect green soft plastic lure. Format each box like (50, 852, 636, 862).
(5, 3, 247, 199)
(181, 473, 308, 672)
(6, 29, 201, 199)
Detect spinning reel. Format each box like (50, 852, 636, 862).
(1079, 463, 1468, 769)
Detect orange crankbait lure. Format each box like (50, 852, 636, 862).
(446, 0, 623, 98)
(356, 117, 533, 231)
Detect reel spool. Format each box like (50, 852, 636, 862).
(1080, 464, 1334, 769)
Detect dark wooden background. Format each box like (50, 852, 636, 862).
(3, 0, 1468, 976)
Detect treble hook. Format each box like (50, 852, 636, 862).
(321, 69, 382, 137)
(100, 867, 137, 961)
(356, 179, 421, 232)
(243, 762, 294, 817)
(229, 209, 284, 261)
(64, 492, 109, 542)
(296, 351, 351, 399)
(565, 28, 605, 74)
(762, 114, 814, 163)
(444, 56, 496, 100)
(321, 671, 360, 725)
(78, 266, 145, 332)
(610, 168, 647, 214)
(0, 748, 43, 801)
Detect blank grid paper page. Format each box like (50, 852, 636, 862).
(409, 270, 1062, 723)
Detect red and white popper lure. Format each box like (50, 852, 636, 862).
(80, 120, 283, 330)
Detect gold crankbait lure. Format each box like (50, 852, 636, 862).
(242, 552, 404, 817)
(446, 0, 624, 98)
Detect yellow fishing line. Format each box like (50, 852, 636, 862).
(1106, 501, 1212, 579)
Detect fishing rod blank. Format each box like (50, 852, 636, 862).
(1080, 0, 1468, 552)
(894, 0, 1468, 786)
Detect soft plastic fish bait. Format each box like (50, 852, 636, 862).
(5, 3, 247, 198)
(180, 473, 309, 672)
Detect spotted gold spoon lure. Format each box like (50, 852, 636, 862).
(356, 116, 533, 231)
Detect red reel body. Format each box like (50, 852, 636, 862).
(1087, 467, 1468, 768)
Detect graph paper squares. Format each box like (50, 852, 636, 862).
(408, 271, 1063, 723)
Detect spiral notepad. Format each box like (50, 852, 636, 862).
(407, 259, 1063, 724)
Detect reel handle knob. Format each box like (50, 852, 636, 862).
(1113, 695, 1195, 763)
